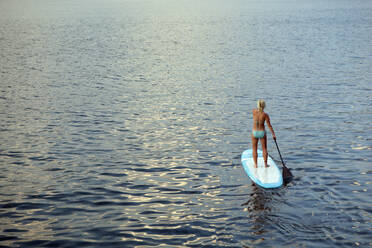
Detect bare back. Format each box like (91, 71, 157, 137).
(252, 109, 267, 131)
(252, 109, 275, 134)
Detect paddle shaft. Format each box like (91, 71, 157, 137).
(274, 139, 286, 167)
(274, 139, 293, 180)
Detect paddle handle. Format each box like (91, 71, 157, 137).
(274, 139, 286, 168)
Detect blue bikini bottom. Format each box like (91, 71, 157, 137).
(252, 130, 266, 139)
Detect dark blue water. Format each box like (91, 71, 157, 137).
(1, 0, 371, 247)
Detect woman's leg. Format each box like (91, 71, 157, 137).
(252, 134, 258, 168)
(260, 135, 268, 167)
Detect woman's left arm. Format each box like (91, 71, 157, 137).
(266, 114, 276, 140)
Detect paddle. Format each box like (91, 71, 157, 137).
(274, 139, 293, 181)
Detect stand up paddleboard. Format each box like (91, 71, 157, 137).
(241, 149, 283, 188)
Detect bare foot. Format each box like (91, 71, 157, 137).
(254, 164, 258, 168)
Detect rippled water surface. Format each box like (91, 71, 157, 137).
(1, 0, 371, 247)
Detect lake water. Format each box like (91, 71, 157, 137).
(0, 0, 371, 247)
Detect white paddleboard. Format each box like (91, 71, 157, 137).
(241, 149, 283, 188)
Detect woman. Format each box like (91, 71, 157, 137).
(252, 99, 276, 168)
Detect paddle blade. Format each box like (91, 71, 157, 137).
(282, 164, 293, 181)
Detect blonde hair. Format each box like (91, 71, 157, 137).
(257, 99, 266, 112)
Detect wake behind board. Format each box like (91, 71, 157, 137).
(241, 149, 283, 188)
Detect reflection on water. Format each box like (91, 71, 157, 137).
(1, 0, 372, 247)
(242, 185, 274, 236)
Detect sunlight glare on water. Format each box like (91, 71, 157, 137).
(0, 0, 371, 247)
